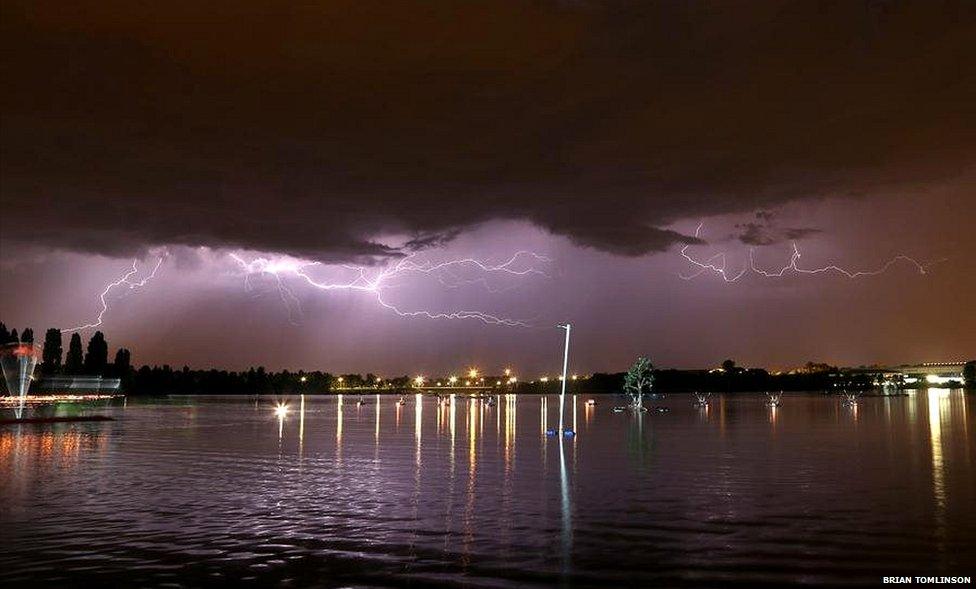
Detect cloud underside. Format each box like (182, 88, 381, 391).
(1, 1, 973, 260)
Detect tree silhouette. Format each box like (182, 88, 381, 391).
(20, 328, 34, 344)
(0, 323, 10, 344)
(84, 331, 109, 376)
(721, 359, 737, 373)
(64, 333, 84, 374)
(112, 348, 132, 383)
(10, 328, 18, 342)
(42, 328, 63, 373)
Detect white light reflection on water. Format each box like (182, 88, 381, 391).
(927, 388, 948, 553)
(5, 392, 976, 588)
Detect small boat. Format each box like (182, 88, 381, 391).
(396, 397, 406, 406)
(612, 406, 626, 413)
(652, 406, 670, 413)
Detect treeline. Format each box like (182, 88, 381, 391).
(1, 322, 357, 395)
(0, 323, 132, 379)
(568, 368, 866, 394)
(127, 367, 421, 395)
(5, 323, 973, 395)
(545, 359, 875, 394)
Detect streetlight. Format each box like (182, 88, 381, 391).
(414, 375, 425, 388)
(556, 323, 572, 435)
(449, 375, 458, 387)
(468, 368, 479, 380)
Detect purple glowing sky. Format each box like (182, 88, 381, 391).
(1, 1, 974, 373)
(2, 184, 974, 374)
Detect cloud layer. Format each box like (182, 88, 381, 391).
(2, 1, 973, 261)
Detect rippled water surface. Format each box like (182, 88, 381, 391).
(1, 391, 974, 587)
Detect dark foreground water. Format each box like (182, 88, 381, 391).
(1, 391, 973, 587)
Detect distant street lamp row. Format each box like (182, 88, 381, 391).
(326, 368, 582, 390)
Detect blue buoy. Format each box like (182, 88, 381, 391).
(545, 428, 558, 436)
(563, 429, 576, 437)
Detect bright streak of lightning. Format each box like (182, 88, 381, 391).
(62, 256, 165, 333)
(230, 251, 550, 326)
(680, 222, 939, 283)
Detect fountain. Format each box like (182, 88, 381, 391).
(693, 392, 711, 407)
(842, 391, 860, 406)
(1, 342, 42, 419)
(766, 391, 783, 407)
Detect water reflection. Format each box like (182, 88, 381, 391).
(336, 394, 343, 464)
(1, 427, 108, 502)
(298, 395, 305, 454)
(559, 434, 573, 576)
(5, 392, 975, 588)
(927, 389, 947, 550)
(374, 394, 381, 445)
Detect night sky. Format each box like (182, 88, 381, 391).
(2, 1, 974, 374)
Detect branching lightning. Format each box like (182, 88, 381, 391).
(63, 256, 165, 333)
(229, 251, 550, 326)
(680, 222, 941, 282)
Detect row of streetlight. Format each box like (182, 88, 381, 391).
(412, 367, 519, 388)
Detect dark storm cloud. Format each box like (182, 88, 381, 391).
(403, 229, 464, 253)
(735, 210, 821, 245)
(783, 227, 823, 240)
(2, 1, 973, 261)
(737, 222, 777, 246)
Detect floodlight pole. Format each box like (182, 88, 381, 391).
(557, 323, 571, 433)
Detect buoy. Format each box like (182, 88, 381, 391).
(545, 428, 558, 436)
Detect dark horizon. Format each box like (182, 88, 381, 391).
(2, 322, 972, 379)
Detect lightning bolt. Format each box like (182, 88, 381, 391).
(680, 222, 942, 282)
(62, 256, 165, 333)
(230, 251, 550, 326)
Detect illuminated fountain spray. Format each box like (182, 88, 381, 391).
(842, 391, 860, 406)
(765, 391, 783, 407)
(693, 392, 711, 407)
(1, 343, 42, 419)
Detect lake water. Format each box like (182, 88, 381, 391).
(1, 391, 973, 587)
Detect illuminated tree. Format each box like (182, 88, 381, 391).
(623, 357, 654, 410)
(42, 328, 63, 373)
(64, 333, 84, 374)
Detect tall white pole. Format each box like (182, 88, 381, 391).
(558, 323, 571, 433)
